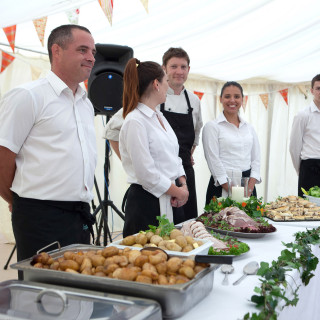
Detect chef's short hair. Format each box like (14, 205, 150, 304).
(162, 47, 190, 67)
(311, 74, 320, 88)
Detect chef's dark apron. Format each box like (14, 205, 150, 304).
(205, 169, 257, 205)
(160, 90, 198, 220)
(298, 159, 320, 197)
(123, 184, 185, 237)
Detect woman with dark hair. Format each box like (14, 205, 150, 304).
(202, 81, 261, 205)
(119, 58, 189, 236)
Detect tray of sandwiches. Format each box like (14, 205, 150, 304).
(265, 195, 320, 221)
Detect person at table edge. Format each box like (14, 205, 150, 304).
(119, 58, 189, 236)
(202, 81, 261, 205)
(289, 74, 320, 197)
(0, 25, 97, 263)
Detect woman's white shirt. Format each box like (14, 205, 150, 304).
(119, 103, 185, 198)
(202, 112, 261, 186)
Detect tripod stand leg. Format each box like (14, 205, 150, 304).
(4, 244, 16, 270)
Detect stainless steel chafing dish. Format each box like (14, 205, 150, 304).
(11, 244, 218, 318)
(0, 279, 162, 320)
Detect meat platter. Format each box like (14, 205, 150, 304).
(10, 244, 218, 319)
(197, 207, 277, 239)
(204, 226, 273, 239)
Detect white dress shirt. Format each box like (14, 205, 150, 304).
(289, 101, 320, 174)
(119, 103, 185, 198)
(103, 87, 203, 146)
(0, 71, 97, 202)
(202, 112, 261, 186)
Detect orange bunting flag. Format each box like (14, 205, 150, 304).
(84, 79, 88, 91)
(259, 93, 268, 110)
(33, 17, 48, 46)
(1, 51, 15, 73)
(279, 89, 288, 105)
(98, 0, 114, 26)
(3, 25, 16, 52)
(194, 91, 204, 100)
(140, 0, 149, 13)
(242, 95, 248, 111)
(66, 8, 80, 24)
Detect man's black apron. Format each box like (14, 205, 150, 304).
(160, 90, 198, 220)
(298, 159, 320, 197)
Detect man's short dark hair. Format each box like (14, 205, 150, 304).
(311, 74, 320, 88)
(47, 24, 91, 63)
(162, 47, 190, 67)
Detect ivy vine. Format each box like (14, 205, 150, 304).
(243, 227, 320, 320)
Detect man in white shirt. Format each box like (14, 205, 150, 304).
(0, 25, 97, 263)
(289, 74, 320, 196)
(104, 48, 202, 221)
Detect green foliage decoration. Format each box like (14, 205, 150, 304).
(243, 227, 320, 320)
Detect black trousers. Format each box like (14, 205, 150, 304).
(205, 169, 257, 205)
(182, 165, 198, 220)
(12, 193, 94, 262)
(123, 184, 185, 237)
(298, 159, 320, 197)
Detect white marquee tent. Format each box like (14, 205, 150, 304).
(1, 0, 320, 242)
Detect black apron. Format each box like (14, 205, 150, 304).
(205, 169, 257, 205)
(298, 159, 320, 197)
(123, 184, 185, 237)
(160, 90, 198, 220)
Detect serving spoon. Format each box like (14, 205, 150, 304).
(221, 264, 234, 285)
(233, 261, 259, 285)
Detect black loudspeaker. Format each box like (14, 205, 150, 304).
(88, 44, 134, 115)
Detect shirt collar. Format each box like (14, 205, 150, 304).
(217, 111, 246, 127)
(137, 102, 157, 118)
(311, 100, 320, 112)
(166, 86, 186, 96)
(46, 71, 87, 100)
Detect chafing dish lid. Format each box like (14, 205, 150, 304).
(0, 280, 161, 320)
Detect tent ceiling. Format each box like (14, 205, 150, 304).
(1, 0, 320, 83)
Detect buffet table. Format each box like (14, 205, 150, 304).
(176, 222, 320, 320)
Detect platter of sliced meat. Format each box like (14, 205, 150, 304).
(197, 207, 277, 239)
(179, 220, 250, 256)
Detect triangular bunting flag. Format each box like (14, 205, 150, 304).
(1, 51, 15, 73)
(3, 25, 16, 52)
(98, 0, 114, 26)
(84, 79, 88, 91)
(259, 93, 268, 110)
(140, 0, 149, 13)
(66, 8, 80, 25)
(242, 95, 248, 111)
(194, 91, 204, 100)
(33, 17, 48, 46)
(279, 89, 288, 105)
(298, 85, 308, 99)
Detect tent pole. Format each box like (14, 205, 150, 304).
(0, 42, 48, 55)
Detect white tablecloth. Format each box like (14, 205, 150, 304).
(175, 222, 320, 320)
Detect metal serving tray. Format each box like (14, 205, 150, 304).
(11, 244, 217, 319)
(0, 279, 162, 320)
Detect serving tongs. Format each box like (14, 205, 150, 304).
(141, 247, 233, 265)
